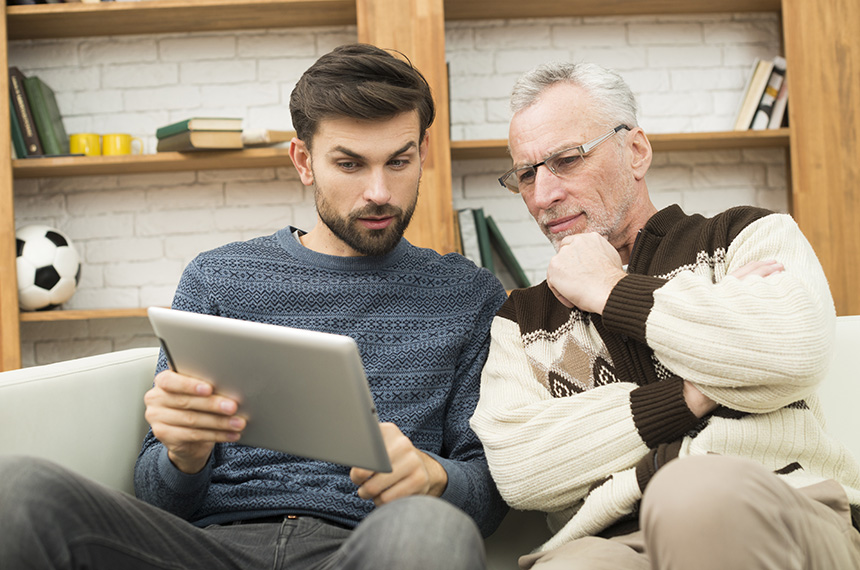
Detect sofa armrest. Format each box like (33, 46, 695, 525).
(0, 347, 159, 495)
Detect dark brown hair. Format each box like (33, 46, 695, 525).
(289, 43, 435, 149)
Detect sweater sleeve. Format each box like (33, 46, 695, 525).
(470, 314, 651, 513)
(436, 272, 509, 537)
(133, 259, 216, 517)
(628, 214, 834, 413)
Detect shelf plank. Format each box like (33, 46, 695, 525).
(450, 128, 790, 160)
(13, 147, 294, 178)
(444, 0, 781, 20)
(19, 307, 151, 322)
(7, 0, 357, 40)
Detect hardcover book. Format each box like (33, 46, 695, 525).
(456, 208, 482, 266)
(22, 75, 69, 155)
(10, 105, 28, 159)
(8, 67, 43, 156)
(751, 57, 787, 130)
(471, 207, 494, 274)
(156, 130, 244, 152)
(156, 117, 243, 139)
(485, 215, 530, 289)
(733, 58, 774, 131)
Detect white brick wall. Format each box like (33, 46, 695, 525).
(10, 12, 787, 365)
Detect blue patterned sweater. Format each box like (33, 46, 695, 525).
(134, 227, 509, 537)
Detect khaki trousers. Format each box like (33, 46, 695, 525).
(521, 455, 860, 570)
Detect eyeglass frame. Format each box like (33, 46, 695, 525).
(498, 124, 631, 193)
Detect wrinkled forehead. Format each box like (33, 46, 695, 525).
(509, 84, 599, 166)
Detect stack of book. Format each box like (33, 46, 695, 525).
(155, 117, 245, 152)
(455, 207, 530, 290)
(8, 66, 69, 159)
(733, 56, 788, 131)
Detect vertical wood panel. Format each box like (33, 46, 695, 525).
(356, 0, 455, 254)
(0, 2, 22, 370)
(783, 0, 860, 315)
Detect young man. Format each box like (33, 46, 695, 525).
(0, 43, 507, 569)
(470, 61, 860, 569)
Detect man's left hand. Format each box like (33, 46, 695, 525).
(546, 232, 627, 313)
(350, 422, 448, 506)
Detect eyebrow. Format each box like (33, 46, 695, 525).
(513, 141, 583, 170)
(331, 141, 418, 162)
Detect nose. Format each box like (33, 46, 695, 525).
(364, 168, 391, 205)
(528, 165, 567, 210)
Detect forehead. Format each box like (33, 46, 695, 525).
(508, 83, 597, 164)
(312, 111, 422, 156)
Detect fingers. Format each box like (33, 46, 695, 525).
(350, 423, 432, 506)
(729, 259, 784, 280)
(144, 370, 245, 473)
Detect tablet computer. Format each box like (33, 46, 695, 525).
(147, 306, 391, 473)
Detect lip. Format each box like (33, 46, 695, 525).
(545, 213, 583, 234)
(358, 217, 394, 230)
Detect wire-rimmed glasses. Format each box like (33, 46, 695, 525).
(498, 124, 631, 193)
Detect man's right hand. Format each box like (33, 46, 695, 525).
(144, 370, 245, 474)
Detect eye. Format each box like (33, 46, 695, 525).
(337, 160, 361, 171)
(550, 151, 583, 174)
(388, 158, 410, 169)
(516, 167, 536, 185)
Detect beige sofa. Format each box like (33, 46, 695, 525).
(2, 316, 858, 568)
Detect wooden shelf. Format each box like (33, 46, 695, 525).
(7, 0, 357, 40)
(13, 147, 293, 178)
(450, 128, 790, 160)
(443, 0, 780, 21)
(19, 307, 151, 322)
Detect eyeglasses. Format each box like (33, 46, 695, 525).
(498, 124, 631, 193)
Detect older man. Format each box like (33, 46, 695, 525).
(471, 61, 860, 569)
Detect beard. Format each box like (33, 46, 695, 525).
(314, 183, 419, 257)
(539, 180, 638, 251)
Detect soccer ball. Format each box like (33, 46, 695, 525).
(16, 225, 82, 311)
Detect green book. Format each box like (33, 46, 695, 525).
(471, 208, 494, 274)
(156, 117, 243, 139)
(486, 215, 530, 289)
(22, 75, 68, 156)
(10, 104, 27, 159)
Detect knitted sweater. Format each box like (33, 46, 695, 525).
(135, 227, 509, 537)
(471, 204, 860, 552)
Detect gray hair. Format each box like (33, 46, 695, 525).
(510, 62, 639, 128)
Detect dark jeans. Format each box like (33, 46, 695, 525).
(0, 456, 485, 569)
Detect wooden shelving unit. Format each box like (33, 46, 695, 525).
(2, 0, 858, 367)
(13, 147, 294, 179)
(450, 129, 791, 161)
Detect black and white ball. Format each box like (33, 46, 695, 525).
(16, 225, 81, 311)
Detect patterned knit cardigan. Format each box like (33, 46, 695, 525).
(471, 204, 860, 552)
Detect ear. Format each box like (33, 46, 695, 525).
(289, 137, 315, 186)
(628, 128, 652, 181)
(419, 132, 430, 168)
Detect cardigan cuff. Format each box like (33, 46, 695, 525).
(603, 274, 667, 343)
(630, 378, 700, 448)
(634, 440, 683, 492)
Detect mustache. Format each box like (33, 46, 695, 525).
(350, 204, 403, 220)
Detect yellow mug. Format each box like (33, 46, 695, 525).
(69, 133, 101, 156)
(102, 133, 143, 156)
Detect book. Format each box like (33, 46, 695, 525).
(8, 67, 43, 157)
(485, 215, 530, 289)
(156, 130, 244, 152)
(471, 207, 494, 274)
(768, 75, 789, 129)
(241, 129, 294, 146)
(22, 75, 69, 155)
(10, 104, 27, 159)
(733, 58, 774, 131)
(155, 117, 243, 139)
(457, 208, 482, 266)
(751, 56, 786, 130)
